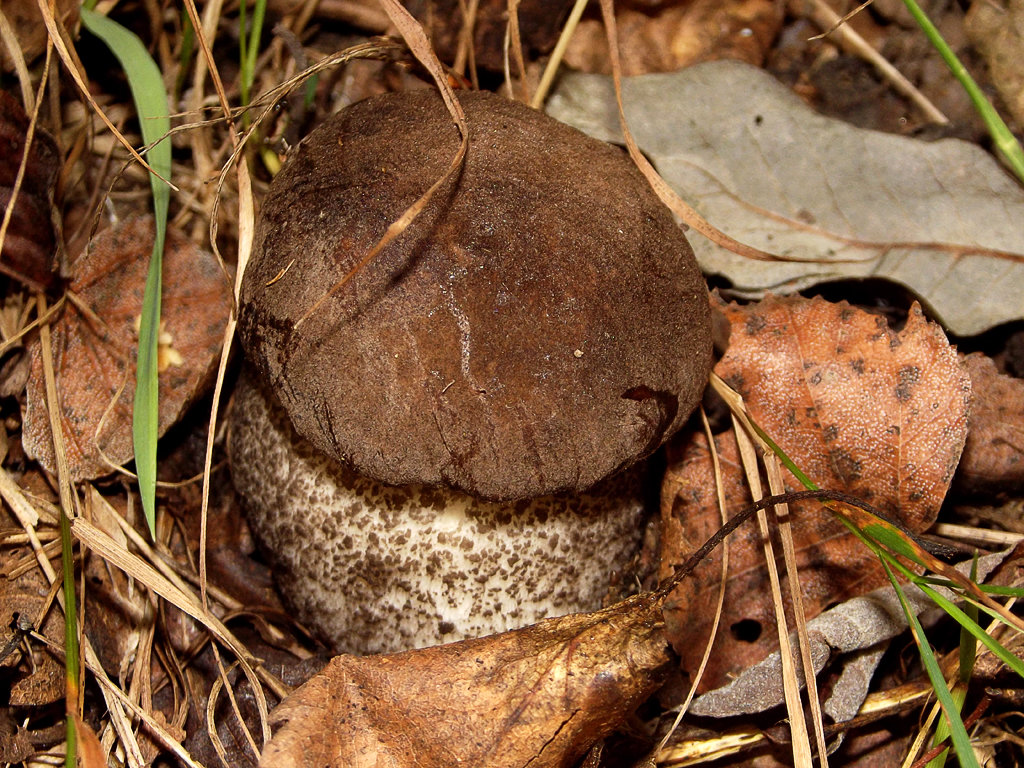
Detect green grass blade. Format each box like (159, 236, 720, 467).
(239, 0, 268, 112)
(960, 557, 980, 683)
(901, 0, 1024, 184)
(884, 561, 979, 768)
(80, 9, 171, 539)
(60, 507, 77, 768)
(976, 584, 1024, 597)
(174, 8, 196, 102)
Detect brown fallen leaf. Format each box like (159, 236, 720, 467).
(0, 90, 61, 289)
(22, 215, 231, 480)
(72, 713, 107, 768)
(0, 558, 66, 708)
(564, 0, 781, 75)
(0, 0, 78, 71)
(955, 352, 1024, 495)
(660, 295, 971, 690)
(0, 710, 34, 763)
(260, 593, 674, 768)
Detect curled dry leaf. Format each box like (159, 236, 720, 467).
(260, 593, 674, 768)
(22, 215, 231, 480)
(660, 294, 971, 689)
(0, 90, 60, 289)
(955, 352, 1024, 495)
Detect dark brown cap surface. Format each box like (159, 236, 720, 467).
(239, 89, 711, 500)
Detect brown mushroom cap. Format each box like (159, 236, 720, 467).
(239, 89, 711, 500)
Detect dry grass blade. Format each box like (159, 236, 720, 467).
(505, 0, 528, 102)
(532, 0, 588, 109)
(0, 7, 34, 107)
(68, 516, 287, 702)
(656, 408, 730, 754)
(659, 681, 936, 766)
(804, 0, 948, 124)
(763, 453, 829, 766)
(2, 468, 146, 763)
(731, 413, 814, 767)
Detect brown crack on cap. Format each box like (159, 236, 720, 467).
(239, 89, 711, 500)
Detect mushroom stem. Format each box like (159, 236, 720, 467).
(230, 371, 648, 654)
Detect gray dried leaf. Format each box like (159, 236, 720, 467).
(547, 61, 1024, 336)
(688, 551, 1007, 720)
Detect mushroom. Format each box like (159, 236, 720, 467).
(229, 89, 711, 655)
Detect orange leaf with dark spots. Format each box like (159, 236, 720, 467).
(660, 294, 971, 690)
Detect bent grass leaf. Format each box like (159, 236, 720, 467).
(917, 584, 1024, 679)
(80, 9, 171, 538)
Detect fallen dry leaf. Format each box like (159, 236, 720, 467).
(563, 0, 781, 75)
(22, 215, 231, 480)
(547, 61, 1024, 335)
(955, 352, 1024, 495)
(660, 295, 971, 689)
(0, 710, 33, 763)
(0, 0, 79, 71)
(260, 593, 674, 768)
(0, 559, 65, 708)
(0, 90, 60, 289)
(965, 0, 1024, 127)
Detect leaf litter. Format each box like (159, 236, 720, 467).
(2, 3, 1024, 765)
(21, 215, 231, 481)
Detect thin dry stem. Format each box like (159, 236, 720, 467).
(532, 0, 588, 109)
(655, 407, 731, 754)
(804, 0, 948, 125)
(596, 0, 785, 263)
(764, 454, 829, 766)
(731, 413, 815, 768)
(0, 7, 34, 108)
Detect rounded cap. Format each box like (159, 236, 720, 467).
(239, 89, 711, 500)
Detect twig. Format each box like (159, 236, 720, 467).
(803, 0, 948, 125)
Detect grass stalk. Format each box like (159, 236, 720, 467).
(80, 9, 172, 539)
(901, 0, 1024, 184)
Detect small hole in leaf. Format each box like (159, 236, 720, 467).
(730, 619, 762, 643)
